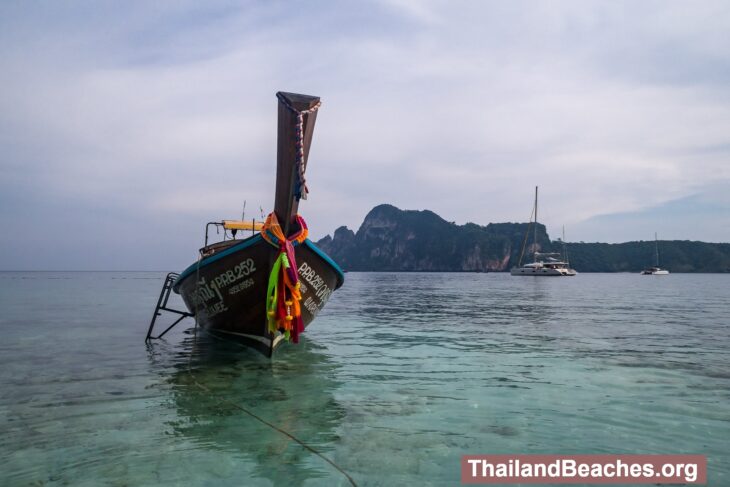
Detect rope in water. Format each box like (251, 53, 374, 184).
(276, 92, 321, 201)
(187, 257, 356, 486)
(184, 329, 358, 487)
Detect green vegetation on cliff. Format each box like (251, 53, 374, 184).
(318, 204, 550, 272)
(316, 204, 730, 273)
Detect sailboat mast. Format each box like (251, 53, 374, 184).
(534, 186, 538, 261)
(655, 232, 659, 267)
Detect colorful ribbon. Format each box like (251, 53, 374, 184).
(276, 93, 321, 201)
(261, 212, 309, 343)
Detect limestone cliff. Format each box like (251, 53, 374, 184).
(316, 204, 550, 271)
(315, 204, 730, 272)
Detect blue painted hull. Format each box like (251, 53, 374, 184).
(173, 234, 344, 356)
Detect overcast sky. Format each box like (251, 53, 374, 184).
(1, 1, 729, 270)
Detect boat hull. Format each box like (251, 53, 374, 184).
(173, 234, 344, 356)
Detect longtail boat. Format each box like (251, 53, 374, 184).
(147, 92, 344, 356)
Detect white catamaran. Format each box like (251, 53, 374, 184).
(511, 186, 577, 277)
(640, 233, 670, 275)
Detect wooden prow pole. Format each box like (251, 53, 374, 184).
(273, 91, 320, 237)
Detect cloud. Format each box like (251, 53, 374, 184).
(570, 183, 730, 243)
(1, 1, 729, 269)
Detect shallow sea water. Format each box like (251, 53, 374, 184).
(1, 271, 729, 486)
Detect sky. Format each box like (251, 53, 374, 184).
(1, 1, 729, 270)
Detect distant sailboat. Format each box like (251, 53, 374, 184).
(511, 186, 577, 276)
(641, 233, 669, 275)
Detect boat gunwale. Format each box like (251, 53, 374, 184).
(172, 234, 344, 293)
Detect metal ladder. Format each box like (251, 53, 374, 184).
(145, 272, 193, 341)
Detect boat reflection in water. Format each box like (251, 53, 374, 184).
(146, 332, 348, 485)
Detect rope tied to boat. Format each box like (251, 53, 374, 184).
(276, 92, 321, 201)
(261, 212, 308, 342)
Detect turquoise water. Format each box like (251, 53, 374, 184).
(1, 271, 729, 486)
